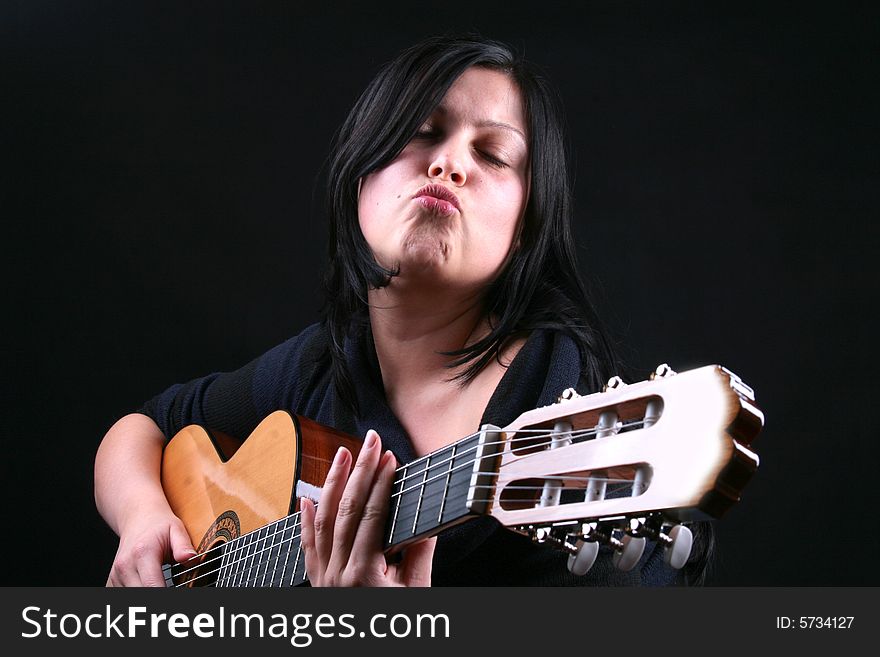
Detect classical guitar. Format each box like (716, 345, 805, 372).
(160, 364, 763, 587)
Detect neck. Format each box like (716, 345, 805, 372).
(367, 285, 490, 393)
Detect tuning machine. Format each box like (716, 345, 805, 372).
(562, 520, 646, 576)
(557, 515, 694, 576)
(628, 515, 694, 569)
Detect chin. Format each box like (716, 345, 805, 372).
(399, 238, 448, 268)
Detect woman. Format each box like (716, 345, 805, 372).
(95, 34, 710, 587)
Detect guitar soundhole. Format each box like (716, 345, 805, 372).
(499, 464, 652, 510)
(169, 511, 241, 588)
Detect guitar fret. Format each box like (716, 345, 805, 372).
(291, 539, 303, 586)
(416, 447, 455, 535)
(411, 454, 431, 535)
(261, 520, 282, 587)
(231, 535, 251, 587)
(236, 530, 253, 587)
(388, 464, 407, 545)
(278, 516, 299, 586)
(228, 535, 244, 587)
(252, 526, 269, 587)
(256, 526, 270, 586)
(391, 459, 424, 545)
(275, 516, 293, 587)
(446, 435, 481, 523)
(438, 443, 456, 523)
(272, 519, 287, 586)
(241, 527, 264, 587)
(267, 518, 283, 587)
(214, 543, 227, 587)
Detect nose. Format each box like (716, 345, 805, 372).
(427, 149, 466, 186)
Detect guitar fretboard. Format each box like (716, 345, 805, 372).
(386, 432, 482, 548)
(217, 514, 307, 587)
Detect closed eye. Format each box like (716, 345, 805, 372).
(414, 127, 439, 140)
(478, 150, 508, 168)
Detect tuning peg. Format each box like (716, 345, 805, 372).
(628, 516, 693, 571)
(612, 535, 647, 571)
(567, 539, 600, 576)
(650, 364, 677, 380)
(663, 524, 693, 569)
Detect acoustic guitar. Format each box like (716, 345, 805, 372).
(160, 363, 763, 587)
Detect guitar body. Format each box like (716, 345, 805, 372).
(161, 411, 362, 563)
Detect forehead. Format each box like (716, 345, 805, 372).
(433, 67, 527, 137)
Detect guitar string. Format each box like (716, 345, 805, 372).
(171, 472, 641, 588)
(168, 420, 644, 588)
(298, 419, 643, 503)
(389, 419, 644, 501)
(384, 420, 644, 492)
(184, 473, 643, 588)
(169, 422, 646, 586)
(175, 466, 633, 583)
(167, 423, 631, 585)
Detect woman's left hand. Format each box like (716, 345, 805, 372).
(300, 429, 436, 586)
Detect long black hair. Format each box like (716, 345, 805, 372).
(322, 34, 618, 407)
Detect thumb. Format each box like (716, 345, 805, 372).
(397, 536, 437, 587)
(169, 521, 198, 563)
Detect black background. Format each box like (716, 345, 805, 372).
(3, 1, 877, 586)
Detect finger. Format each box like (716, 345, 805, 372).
(347, 448, 396, 570)
(170, 522, 198, 564)
(396, 536, 437, 587)
(111, 553, 142, 587)
(299, 497, 322, 584)
(329, 430, 384, 569)
(313, 446, 352, 567)
(135, 544, 168, 587)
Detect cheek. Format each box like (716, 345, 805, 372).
(357, 162, 411, 233)
(483, 177, 527, 239)
(357, 174, 389, 244)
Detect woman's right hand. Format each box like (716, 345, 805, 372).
(106, 504, 197, 587)
(96, 413, 194, 587)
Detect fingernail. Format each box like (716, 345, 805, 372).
(365, 430, 379, 449)
(333, 446, 347, 466)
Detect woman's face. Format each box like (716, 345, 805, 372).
(358, 66, 529, 296)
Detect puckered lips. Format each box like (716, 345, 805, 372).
(412, 183, 461, 217)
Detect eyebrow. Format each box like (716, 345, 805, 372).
(433, 105, 528, 144)
(477, 119, 528, 144)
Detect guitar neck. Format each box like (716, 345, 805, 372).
(385, 430, 486, 549)
(199, 428, 496, 587)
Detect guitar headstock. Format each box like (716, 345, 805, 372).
(472, 364, 763, 575)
